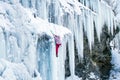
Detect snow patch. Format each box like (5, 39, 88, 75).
(66, 75, 82, 80)
(0, 59, 42, 80)
(109, 33, 120, 80)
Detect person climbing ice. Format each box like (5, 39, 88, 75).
(51, 31, 61, 57)
(54, 34, 61, 57)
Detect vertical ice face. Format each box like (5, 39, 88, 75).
(0, 28, 6, 59)
(18, 0, 116, 79)
(68, 34, 75, 76)
(98, 1, 115, 35)
(84, 10, 94, 50)
(36, 34, 52, 80)
(56, 36, 67, 80)
(8, 35, 20, 62)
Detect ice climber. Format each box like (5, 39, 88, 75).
(54, 34, 61, 57)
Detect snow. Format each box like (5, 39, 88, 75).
(109, 48, 120, 80)
(111, 49, 120, 70)
(59, 0, 81, 15)
(109, 33, 120, 80)
(66, 75, 82, 80)
(0, 59, 42, 80)
(89, 72, 96, 79)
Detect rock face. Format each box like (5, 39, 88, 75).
(65, 24, 119, 80)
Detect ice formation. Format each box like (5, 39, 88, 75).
(0, 59, 42, 80)
(0, 1, 72, 80)
(20, 0, 116, 60)
(0, 0, 117, 80)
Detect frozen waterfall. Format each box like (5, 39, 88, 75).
(0, 0, 118, 80)
(19, 0, 116, 59)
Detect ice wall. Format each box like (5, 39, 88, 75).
(0, 28, 6, 59)
(19, 0, 116, 60)
(25, 0, 116, 79)
(0, 1, 72, 80)
(0, 0, 117, 80)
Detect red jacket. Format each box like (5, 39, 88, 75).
(54, 35, 61, 57)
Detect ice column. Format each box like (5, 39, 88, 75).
(0, 28, 6, 58)
(68, 34, 75, 76)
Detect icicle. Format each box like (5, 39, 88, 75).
(114, 18, 117, 30)
(95, 1, 115, 42)
(30, 0, 36, 9)
(85, 10, 94, 50)
(85, 0, 90, 8)
(78, 16, 84, 61)
(20, 0, 29, 7)
(0, 28, 6, 58)
(68, 34, 75, 76)
(90, 11, 94, 47)
(53, 0, 60, 24)
(95, 0, 102, 41)
(74, 14, 84, 61)
(110, 11, 114, 35)
(50, 37, 58, 80)
(35, 0, 48, 20)
(107, 7, 111, 34)
(94, 15, 100, 41)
